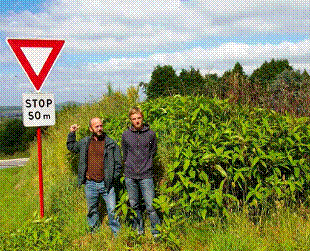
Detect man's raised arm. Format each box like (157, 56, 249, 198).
(66, 124, 80, 153)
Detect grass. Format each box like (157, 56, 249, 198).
(181, 208, 310, 251)
(0, 94, 309, 250)
(0, 166, 38, 230)
(1, 154, 308, 250)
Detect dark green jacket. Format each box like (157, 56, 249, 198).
(66, 132, 122, 190)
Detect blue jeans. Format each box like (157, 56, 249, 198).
(125, 177, 161, 235)
(85, 180, 120, 235)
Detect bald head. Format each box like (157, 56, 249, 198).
(89, 117, 104, 137)
(89, 117, 102, 128)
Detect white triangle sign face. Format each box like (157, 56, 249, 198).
(7, 39, 65, 92)
(21, 47, 53, 75)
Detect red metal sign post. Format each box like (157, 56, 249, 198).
(37, 127, 44, 218)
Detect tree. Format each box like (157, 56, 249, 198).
(145, 65, 180, 99)
(271, 69, 302, 91)
(178, 67, 205, 95)
(267, 69, 310, 116)
(106, 82, 114, 96)
(249, 59, 293, 87)
(232, 62, 245, 76)
(218, 62, 247, 101)
(301, 69, 310, 88)
(224, 62, 249, 104)
(0, 119, 36, 155)
(204, 73, 219, 98)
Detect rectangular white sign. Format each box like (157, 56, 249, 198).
(22, 93, 55, 127)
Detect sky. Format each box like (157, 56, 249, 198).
(0, 0, 309, 106)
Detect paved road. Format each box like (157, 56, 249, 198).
(0, 158, 29, 169)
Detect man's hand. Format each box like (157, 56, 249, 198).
(70, 124, 80, 132)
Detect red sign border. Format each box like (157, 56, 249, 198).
(7, 39, 65, 92)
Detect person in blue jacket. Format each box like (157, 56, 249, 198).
(67, 118, 121, 236)
(122, 107, 161, 237)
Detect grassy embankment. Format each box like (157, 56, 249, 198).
(0, 93, 309, 250)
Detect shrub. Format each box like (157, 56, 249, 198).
(0, 118, 36, 155)
(0, 213, 69, 251)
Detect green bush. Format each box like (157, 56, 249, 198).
(0, 118, 36, 155)
(0, 213, 69, 251)
(2, 93, 308, 250)
(69, 95, 309, 224)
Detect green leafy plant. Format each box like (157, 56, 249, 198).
(0, 212, 68, 251)
(142, 95, 309, 222)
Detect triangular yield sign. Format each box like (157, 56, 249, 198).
(7, 39, 65, 92)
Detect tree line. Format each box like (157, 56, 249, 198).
(0, 119, 37, 156)
(139, 59, 310, 117)
(1, 59, 309, 156)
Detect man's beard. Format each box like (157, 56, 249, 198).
(93, 132, 105, 140)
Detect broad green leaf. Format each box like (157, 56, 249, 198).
(173, 161, 181, 169)
(121, 203, 128, 216)
(215, 164, 227, 177)
(289, 182, 296, 192)
(294, 167, 300, 177)
(199, 171, 208, 182)
(260, 160, 267, 168)
(274, 167, 281, 177)
(233, 172, 245, 183)
(215, 190, 223, 206)
(251, 156, 260, 167)
(200, 116, 208, 125)
(191, 108, 201, 123)
(189, 169, 196, 179)
(255, 191, 263, 200)
(246, 190, 254, 202)
(183, 159, 191, 171)
(189, 192, 197, 204)
(168, 172, 174, 181)
(202, 152, 215, 160)
(200, 209, 208, 220)
(275, 187, 282, 197)
(224, 194, 239, 203)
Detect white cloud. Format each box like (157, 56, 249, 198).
(292, 63, 310, 72)
(0, 0, 309, 105)
(196, 0, 308, 14)
(48, 0, 183, 18)
(88, 39, 310, 78)
(0, 0, 308, 53)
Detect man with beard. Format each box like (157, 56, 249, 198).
(67, 117, 121, 236)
